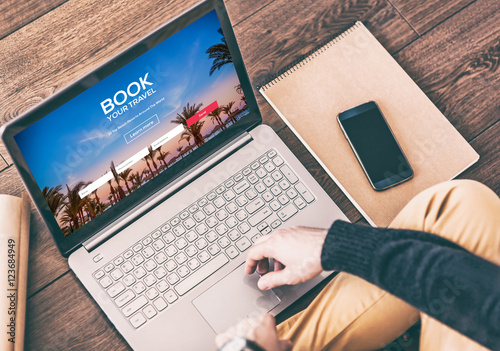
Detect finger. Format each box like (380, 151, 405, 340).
(257, 258, 269, 274)
(279, 340, 294, 351)
(274, 259, 284, 272)
(245, 241, 276, 274)
(258, 270, 290, 290)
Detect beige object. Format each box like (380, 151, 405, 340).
(259, 22, 479, 226)
(0, 194, 30, 351)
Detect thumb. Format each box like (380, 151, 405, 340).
(279, 339, 293, 351)
(258, 270, 290, 290)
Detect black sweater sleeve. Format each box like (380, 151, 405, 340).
(321, 220, 500, 350)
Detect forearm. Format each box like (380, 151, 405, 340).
(321, 220, 500, 350)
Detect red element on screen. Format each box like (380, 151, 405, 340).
(187, 101, 219, 127)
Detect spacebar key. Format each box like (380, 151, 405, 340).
(175, 254, 229, 296)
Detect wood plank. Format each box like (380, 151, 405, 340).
(232, 0, 418, 129)
(277, 127, 362, 223)
(0, 166, 69, 297)
(390, 0, 475, 35)
(225, 0, 274, 26)
(25, 272, 130, 350)
(393, 0, 500, 141)
(458, 120, 500, 194)
(0, 0, 68, 39)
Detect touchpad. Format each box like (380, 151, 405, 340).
(192, 263, 281, 334)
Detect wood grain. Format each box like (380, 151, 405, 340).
(232, 0, 418, 129)
(458, 120, 500, 194)
(389, 0, 475, 35)
(25, 272, 130, 350)
(393, 0, 500, 141)
(0, 0, 68, 39)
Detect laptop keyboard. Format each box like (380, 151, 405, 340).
(92, 148, 315, 329)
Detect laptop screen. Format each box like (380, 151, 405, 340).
(13, 9, 250, 238)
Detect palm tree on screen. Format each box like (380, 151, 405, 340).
(42, 185, 65, 216)
(222, 101, 236, 124)
(92, 189, 102, 214)
(110, 161, 126, 200)
(206, 28, 233, 76)
(107, 179, 118, 204)
(176, 146, 184, 159)
(119, 168, 133, 194)
(157, 150, 171, 169)
(172, 103, 205, 147)
(208, 107, 225, 130)
(147, 146, 159, 175)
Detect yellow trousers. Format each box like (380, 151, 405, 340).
(277, 180, 500, 350)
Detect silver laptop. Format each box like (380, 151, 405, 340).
(0, 1, 348, 349)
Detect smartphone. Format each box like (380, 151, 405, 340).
(337, 101, 413, 190)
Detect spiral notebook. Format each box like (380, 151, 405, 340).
(259, 21, 479, 226)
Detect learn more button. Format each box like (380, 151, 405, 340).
(124, 114, 160, 144)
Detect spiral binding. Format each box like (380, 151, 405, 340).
(259, 21, 362, 92)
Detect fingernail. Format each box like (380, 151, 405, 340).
(259, 279, 269, 290)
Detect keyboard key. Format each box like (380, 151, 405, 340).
(123, 274, 136, 287)
(263, 177, 275, 187)
(242, 167, 251, 176)
(286, 188, 298, 199)
(223, 190, 236, 201)
(270, 200, 281, 211)
(233, 173, 244, 182)
(123, 296, 148, 317)
(279, 180, 291, 190)
(94, 270, 105, 280)
(251, 234, 261, 243)
(175, 238, 188, 250)
(261, 227, 272, 235)
(195, 237, 208, 250)
(152, 230, 162, 239)
(246, 197, 265, 214)
(133, 282, 146, 294)
(167, 273, 180, 285)
(122, 261, 134, 273)
(144, 274, 157, 287)
(226, 246, 239, 259)
(264, 162, 275, 172)
(257, 222, 268, 232)
(245, 189, 258, 200)
(93, 253, 103, 263)
(198, 251, 210, 263)
(234, 180, 250, 194)
(133, 267, 147, 279)
(175, 254, 229, 296)
(216, 186, 225, 194)
(186, 231, 198, 242)
(270, 186, 282, 196)
(207, 192, 217, 201)
(163, 232, 175, 244)
(267, 150, 277, 158)
(278, 194, 290, 205)
(247, 174, 259, 184)
(133, 244, 143, 252)
(157, 280, 169, 293)
(236, 196, 248, 207)
(143, 247, 155, 258)
(153, 239, 165, 251)
(104, 263, 114, 272)
(193, 210, 206, 222)
(143, 259, 157, 271)
(271, 219, 282, 229)
(225, 179, 235, 188)
(107, 282, 125, 298)
(195, 223, 208, 235)
(248, 206, 273, 227)
(153, 297, 168, 311)
(277, 204, 298, 222)
(259, 156, 269, 164)
(206, 216, 218, 228)
(226, 202, 238, 214)
(165, 245, 178, 257)
(216, 209, 228, 221)
(251, 162, 260, 170)
(255, 182, 266, 193)
(161, 224, 171, 232)
(226, 216, 238, 228)
(206, 231, 218, 243)
(236, 237, 252, 252)
(214, 197, 226, 208)
(110, 269, 123, 281)
(180, 211, 189, 220)
(295, 183, 315, 203)
(235, 210, 248, 221)
(123, 250, 134, 259)
(188, 258, 201, 270)
(215, 223, 228, 235)
(146, 287, 159, 300)
(143, 304, 157, 318)
(208, 244, 221, 255)
(170, 217, 180, 226)
(280, 165, 299, 184)
(273, 156, 284, 166)
(115, 289, 135, 307)
(142, 236, 153, 246)
(173, 225, 186, 236)
(132, 254, 145, 266)
(228, 230, 240, 241)
(256, 168, 267, 178)
(204, 203, 216, 215)
(174, 252, 188, 264)
(184, 218, 196, 230)
(198, 198, 208, 207)
(130, 312, 147, 329)
(238, 222, 251, 234)
(165, 260, 178, 272)
(218, 236, 230, 248)
(164, 290, 178, 304)
(113, 256, 124, 266)
(262, 192, 273, 202)
(294, 197, 306, 209)
(186, 245, 198, 257)
(154, 267, 167, 279)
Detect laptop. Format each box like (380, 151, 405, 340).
(0, 1, 348, 349)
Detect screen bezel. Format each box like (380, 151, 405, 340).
(0, 0, 261, 257)
(337, 101, 413, 191)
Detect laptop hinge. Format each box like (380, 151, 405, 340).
(82, 131, 253, 252)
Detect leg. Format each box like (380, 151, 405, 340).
(390, 180, 500, 351)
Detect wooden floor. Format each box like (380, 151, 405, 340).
(0, 0, 498, 349)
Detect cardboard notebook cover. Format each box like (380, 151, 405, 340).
(259, 22, 479, 227)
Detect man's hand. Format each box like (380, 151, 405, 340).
(245, 226, 328, 290)
(216, 314, 292, 351)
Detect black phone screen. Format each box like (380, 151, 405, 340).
(339, 102, 412, 189)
